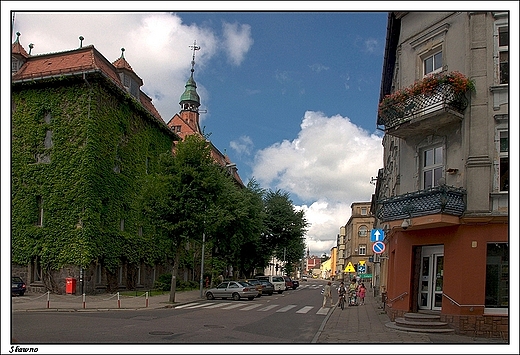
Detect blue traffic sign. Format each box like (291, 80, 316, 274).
(372, 241, 386, 254)
(370, 229, 384, 242)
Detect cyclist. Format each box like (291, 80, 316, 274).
(337, 281, 347, 308)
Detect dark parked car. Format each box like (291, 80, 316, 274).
(282, 276, 294, 291)
(12, 276, 26, 296)
(291, 279, 300, 289)
(257, 279, 275, 295)
(244, 279, 263, 297)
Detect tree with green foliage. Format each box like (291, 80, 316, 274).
(140, 134, 233, 301)
(261, 190, 308, 276)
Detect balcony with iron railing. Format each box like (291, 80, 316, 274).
(376, 185, 466, 222)
(377, 72, 474, 139)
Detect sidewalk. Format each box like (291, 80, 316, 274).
(11, 289, 201, 312)
(314, 287, 508, 344)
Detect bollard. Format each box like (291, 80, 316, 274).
(117, 292, 121, 308)
(47, 291, 50, 309)
(82, 293, 86, 309)
(145, 292, 149, 308)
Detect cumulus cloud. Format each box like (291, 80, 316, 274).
(222, 22, 253, 66)
(252, 111, 383, 256)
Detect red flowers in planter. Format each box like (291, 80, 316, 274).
(378, 71, 475, 117)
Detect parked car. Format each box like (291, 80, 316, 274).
(205, 281, 258, 301)
(11, 276, 26, 296)
(291, 279, 300, 289)
(282, 276, 294, 290)
(301, 275, 308, 281)
(257, 279, 275, 295)
(256, 275, 285, 294)
(244, 279, 263, 297)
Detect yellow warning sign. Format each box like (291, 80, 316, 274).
(344, 262, 355, 273)
(359, 260, 366, 266)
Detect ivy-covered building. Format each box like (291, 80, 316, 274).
(11, 33, 202, 294)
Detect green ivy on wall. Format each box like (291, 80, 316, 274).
(12, 75, 176, 273)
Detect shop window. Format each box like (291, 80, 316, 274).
(485, 243, 508, 310)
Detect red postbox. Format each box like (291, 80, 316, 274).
(66, 277, 77, 294)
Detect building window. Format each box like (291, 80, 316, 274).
(424, 50, 442, 75)
(12, 57, 21, 72)
(422, 146, 444, 189)
(358, 225, 368, 237)
(118, 265, 124, 285)
(485, 243, 508, 308)
(32, 257, 42, 282)
(36, 196, 43, 226)
(359, 244, 367, 256)
(497, 25, 508, 84)
(96, 264, 102, 284)
(499, 130, 508, 191)
(361, 207, 367, 215)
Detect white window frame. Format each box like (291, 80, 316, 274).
(358, 225, 368, 237)
(422, 146, 444, 189)
(423, 50, 443, 76)
(494, 18, 508, 85)
(359, 244, 367, 256)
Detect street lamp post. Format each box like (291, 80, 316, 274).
(199, 231, 205, 299)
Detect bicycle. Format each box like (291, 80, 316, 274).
(338, 293, 346, 310)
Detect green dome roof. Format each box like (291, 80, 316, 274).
(179, 71, 200, 106)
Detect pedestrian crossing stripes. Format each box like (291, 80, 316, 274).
(174, 302, 329, 315)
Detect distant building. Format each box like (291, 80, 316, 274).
(336, 202, 375, 282)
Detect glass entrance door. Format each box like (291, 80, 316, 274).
(419, 245, 444, 311)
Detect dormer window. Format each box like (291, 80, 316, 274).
(12, 57, 22, 73)
(120, 72, 140, 99)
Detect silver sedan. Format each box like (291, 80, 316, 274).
(205, 281, 258, 301)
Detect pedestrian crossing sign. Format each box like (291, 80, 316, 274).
(344, 262, 356, 273)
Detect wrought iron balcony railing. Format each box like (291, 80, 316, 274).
(377, 83, 468, 130)
(376, 185, 466, 222)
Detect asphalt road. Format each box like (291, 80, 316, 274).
(11, 281, 328, 344)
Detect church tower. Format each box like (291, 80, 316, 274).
(179, 41, 201, 134)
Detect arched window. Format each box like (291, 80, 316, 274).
(358, 225, 368, 237)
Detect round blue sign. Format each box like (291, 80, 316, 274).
(372, 241, 386, 254)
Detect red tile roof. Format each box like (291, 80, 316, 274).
(12, 44, 163, 122)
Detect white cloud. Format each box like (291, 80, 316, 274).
(222, 22, 253, 66)
(252, 111, 383, 257)
(230, 135, 254, 156)
(11, 12, 247, 123)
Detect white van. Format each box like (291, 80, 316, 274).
(256, 275, 285, 294)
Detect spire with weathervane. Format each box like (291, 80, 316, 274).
(180, 40, 201, 112)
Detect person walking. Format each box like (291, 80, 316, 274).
(358, 283, 367, 305)
(322, 281, 333, 307)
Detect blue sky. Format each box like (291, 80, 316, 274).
(5, 6, 390, 257)
(4, 3, 516, 261)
